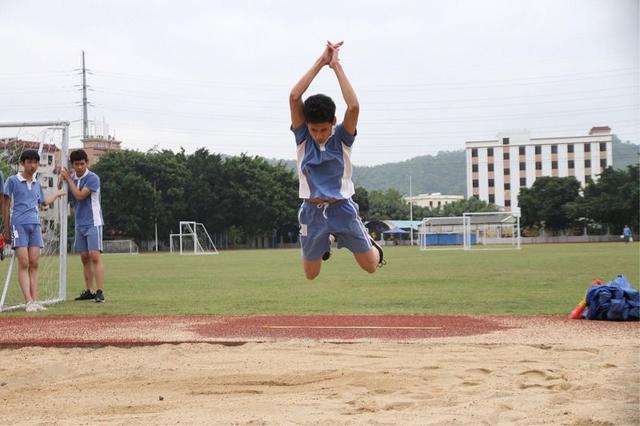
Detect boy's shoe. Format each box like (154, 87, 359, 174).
(25, 302, 38, 313)
(94, 289, 105, 303)
(34, 302, 48, 312)
(75, 289, 96, 301)
(371, 238, 386, 267)
(322, 234, 337, 261)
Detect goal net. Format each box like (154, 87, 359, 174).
(102, 239, 139, 255)
(0, 121, 69, 312)
(463, 212, 521, 250)
(419, 216, 470, 251)
(169, 221, 218, 255)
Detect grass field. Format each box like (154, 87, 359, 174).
(1, 243, 638, 316)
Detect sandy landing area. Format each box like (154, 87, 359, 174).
(0, 317, 638, 425)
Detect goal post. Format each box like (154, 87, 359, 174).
(419, 216, 471, 251)
(0, 121, 69, 312)
(463, 211, 521, 250)
(169, 221, 218, 255)
(102, 239, 139, 255)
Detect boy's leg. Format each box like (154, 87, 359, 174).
(353, 248, 380, 274)
(80, 252, 95, 290)
(89, 251, 104, 290)
(15, 247, 33, 303)
(27, 246, 41, 301)
(303, 259, 322, 280)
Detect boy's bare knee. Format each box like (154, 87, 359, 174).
(29, 260, 39, 269)
(363, 263, 377, 274)
(305, 271, 319, 280)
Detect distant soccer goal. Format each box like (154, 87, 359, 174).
(102, 239, 139, 255)
(419, 216, 471, 251)
(0, 121, 69, 312)
(463, 212, 521, 250)
(169, 221, 218, 255)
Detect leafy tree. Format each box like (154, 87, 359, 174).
(352, 186, 370, 220)
(518, 176, 581, 233)
(368, 188, 410, 220)
(441, 197, 497, 217)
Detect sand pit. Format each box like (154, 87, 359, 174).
(0, 316, 637, 425)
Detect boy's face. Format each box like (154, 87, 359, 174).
(71, 159, 88, 176)
(20, 159, 39, 176)
(308, 117, 337, 144)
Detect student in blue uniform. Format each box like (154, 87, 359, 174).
(60, 149, 106, 303)
(289, 41, 384, 280)
(2, 150, 66, 312)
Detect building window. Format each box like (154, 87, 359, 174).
(551, 145, 558, 154)
(568, 160, 575, 169)
(504, 182, 511, 190)
(600, 142, 606, 152)
(488, 179, 495, 187)
(48, 155, 53, 166)
(488, 194, 495, 204)
(504, 168, 510, 175)
(487, 148, 494, 157)
(502, 137, 509, 145)
(48, 177, 54, 187)
(552, 161, 558, 169)
(585, 159, 591, 168)
(535, 146, 541, 155)
(535, 161, 542, 170)
(520, 177, 526, 187)
(505, 199, 511, 207)
(488, 163, 494, 172)
(585, 174, 591, 181)
(519, 162, 526, 171)
(503, 152, 509, 160)
(472, 180, 478, 188)
(568, 144, 574, 153)
(519, 146, 525, 155)
(472, 164, 478, 173)
(472, 148, 478, 157)
(584, 144, 591, 153)
(600, 159, 607, 168)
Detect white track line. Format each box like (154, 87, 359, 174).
(262, 326, 443, 330)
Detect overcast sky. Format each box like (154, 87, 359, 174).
(0, 0, 638, 165)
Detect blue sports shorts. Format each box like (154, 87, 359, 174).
(74, 225, 103, 253)
(12, 223, 44, 249)
(298, 198, 372, 260)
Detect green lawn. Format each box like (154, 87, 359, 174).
(1, 243, 638, 316)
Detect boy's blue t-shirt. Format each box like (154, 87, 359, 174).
(69, 170, 103, 227)
(3, 174, 46, 226)
(291, 123, 356, 200)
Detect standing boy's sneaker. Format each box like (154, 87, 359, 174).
(75, 289, 95, 301)
(371, 238, 385, 267)
(94, 289, 105, 303)
(25, 301, 38, 312)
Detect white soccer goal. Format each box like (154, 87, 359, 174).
(0, 121, 69, 312)
(169, 221, 218, 255)
(463, 212, 521, 250)
(419, 216, 471, 251)
(102, 239, 139, 255)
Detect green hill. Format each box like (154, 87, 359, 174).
(270, 138, 638, 195)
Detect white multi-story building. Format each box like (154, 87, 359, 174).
(404, 193, 464, 209)
(465, 127, 613, 212)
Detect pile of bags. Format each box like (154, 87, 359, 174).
(569, 275, 639, 321)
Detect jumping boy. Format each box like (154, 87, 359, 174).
(289, 41, 384, 280)
(60, 149, 106, 303)
(2, 150, 66, 312)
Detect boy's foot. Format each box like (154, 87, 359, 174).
(322, 234, 337, 261)
(35, 302, 48, 312)
(371, 238, 385, 267)
(75, 289, 96, 301)
(94, 289, 105, 303)
(25, 301, 38, 313)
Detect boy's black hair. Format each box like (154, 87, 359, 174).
(69, 149, 88, 163)
(20, 149, 40, 163)
(303, 94, 336, 123)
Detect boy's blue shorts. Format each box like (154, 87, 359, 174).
(75, 225, 103, 253)
(12, 224, 44, 249)
(298, 199, 372, 260)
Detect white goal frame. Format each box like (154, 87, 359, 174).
(102, 239, 139, 255)
(169, 221, 218, 255)
(0, 121, 69, 312)
(419, 216, 471, 251)
(463, 212, 521, 250)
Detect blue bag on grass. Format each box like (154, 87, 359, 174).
(584, 275, 640, 321)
